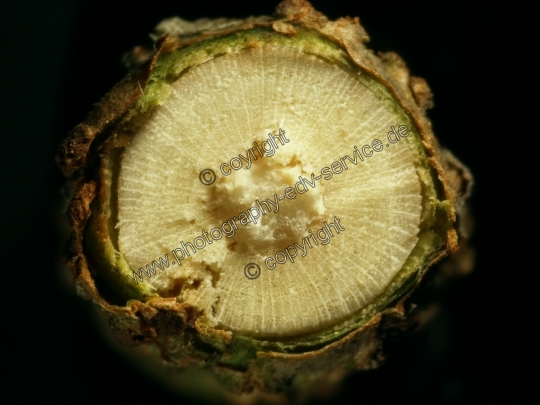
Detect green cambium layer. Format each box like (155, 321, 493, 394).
(85, 140, 156, 302)
(85, 25, 454, 358)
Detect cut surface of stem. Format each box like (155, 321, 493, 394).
(117, 42, 427, 339)
(57, 0, 473, 396)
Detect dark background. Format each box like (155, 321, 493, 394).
(1, 0, 528, 403)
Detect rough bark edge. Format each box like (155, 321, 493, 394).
(56, 36, 171, 177)
(56, 0, 473, 396)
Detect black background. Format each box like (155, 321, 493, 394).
(1, 0, 528, 403)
